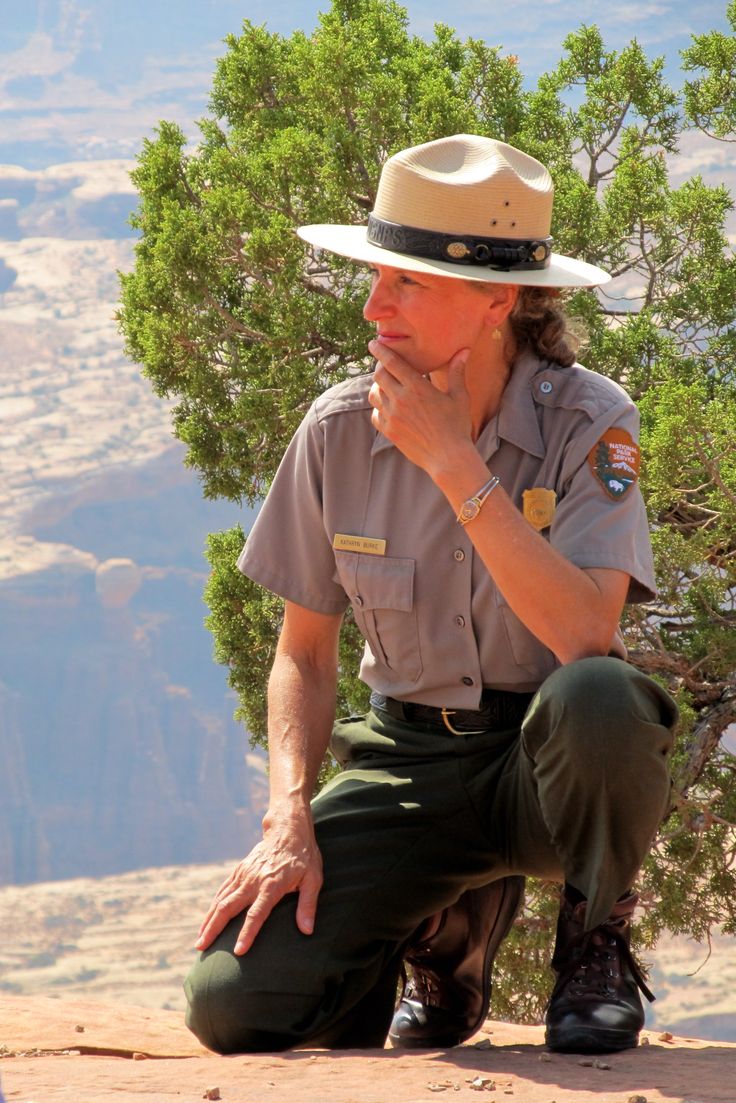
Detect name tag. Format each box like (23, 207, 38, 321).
(333, 533, 386, 556)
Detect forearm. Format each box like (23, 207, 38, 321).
(196, 605, 340, 954)
(433, 446, 620, 663)
(264, 618, 339, 825)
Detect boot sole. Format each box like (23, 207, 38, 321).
(389, 876, 525, 1049)
(545, 1024, 639, 1053)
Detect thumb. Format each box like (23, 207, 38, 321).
(447, 348, 470, 398)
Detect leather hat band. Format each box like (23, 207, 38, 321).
(367, 214, 553, 272)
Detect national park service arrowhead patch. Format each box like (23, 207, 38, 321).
(588, 429, 640, 500)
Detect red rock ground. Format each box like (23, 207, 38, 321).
(1, 995, 732, 1102)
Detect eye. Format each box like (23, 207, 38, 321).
(398, 273, 420, 286)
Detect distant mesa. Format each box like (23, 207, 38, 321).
(94, 557, 142, 608)
(0, 161, 137, 240)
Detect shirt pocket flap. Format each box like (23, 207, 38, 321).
(334, 550, 415, 611)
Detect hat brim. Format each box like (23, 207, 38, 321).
(298, 224, 610, 288)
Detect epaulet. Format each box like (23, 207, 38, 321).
(532, 362, 634, 421)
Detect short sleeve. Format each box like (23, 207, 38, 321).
(550, 399, 656, 603)
(237, 403, 350, 615)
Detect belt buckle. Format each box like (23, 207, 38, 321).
(441, 707, 484, 736)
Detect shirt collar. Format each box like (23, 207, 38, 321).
(370, 349, 546, 460)
(495, 349, 546, 459)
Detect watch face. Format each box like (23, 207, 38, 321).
(460, 501, 479, 522)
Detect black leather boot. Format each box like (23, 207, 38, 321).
(389, 876, 525, 1049)
(545, 889, 655, 1053)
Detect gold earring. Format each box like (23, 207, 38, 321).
(491, 327, 502, 340)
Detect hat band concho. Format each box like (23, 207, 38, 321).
(367, 214, 553, 273)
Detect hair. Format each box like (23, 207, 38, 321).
(507, 286, 581, 368)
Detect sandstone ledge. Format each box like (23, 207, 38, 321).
(1, 995, 733, 1103)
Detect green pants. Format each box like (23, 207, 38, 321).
(184, 657, 677, 1053)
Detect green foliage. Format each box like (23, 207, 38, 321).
(682, 1, 736, 140)
(204, 524, 371, 733)
(492, 881, 560, 1024)
(119, 0, 736, 1021)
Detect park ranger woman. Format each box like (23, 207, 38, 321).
(184, 134, 677, 1054)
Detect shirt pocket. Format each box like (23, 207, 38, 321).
(333, 550, 423, 682)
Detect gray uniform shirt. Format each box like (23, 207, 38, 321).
(238, 351, 655, 707)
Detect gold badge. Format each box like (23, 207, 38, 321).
(333, 533, 386, 556)
(588, 429, 640, 500)
(523, 488, 557, 531)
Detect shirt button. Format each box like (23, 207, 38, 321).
(540, 380, 553, 394)
(461, 676, 474, 686)
(453, 548, 465, 562)
(454, 615, 466, 628)
(354, 595, 364, 607)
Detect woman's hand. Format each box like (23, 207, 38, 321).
(367, 338, 474, 476)
(195, 808, 323, 955)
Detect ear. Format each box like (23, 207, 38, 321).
(482, 283, 520, 329)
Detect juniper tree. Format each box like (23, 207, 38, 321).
(118, 0, 736, 1021)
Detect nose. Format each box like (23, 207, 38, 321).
(363, 272, 395, 322)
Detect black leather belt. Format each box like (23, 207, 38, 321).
(370, 689, 534, 735)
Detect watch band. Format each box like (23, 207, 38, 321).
(456, 474, 501, 525)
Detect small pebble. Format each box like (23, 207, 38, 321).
(203, 1089, 221, 1101)
(658, 1031, 674, 1043)
(468, 1076, 496, 1091)
(132, 1052, 147, 1061)
(74, 1025, 85, 1033)
(640, 1036, 650, 1046)
(627, 1095, 648, 1103)
(538, 1053, 552, 1063)
(473, 1037, 492, 1050)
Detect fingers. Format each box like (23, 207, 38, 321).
(193, 843, 324, 956)
(368, 339, 417, 387)
(295, 866, 323, 936)
(195, 881, 256, 952)
(446, 348, 470, 399)
(235, 863, 322, 955)
(369, 338, 470, 389)
(233, 888, 279, 955)
(196, 871, 239, 939)
(368, 339, 425, 419)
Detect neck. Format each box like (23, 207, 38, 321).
(431, 339, 514, 440)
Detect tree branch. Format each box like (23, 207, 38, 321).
(671, 688, 736, 802)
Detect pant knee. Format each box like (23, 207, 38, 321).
(527, 656, 677, 759)
(184, 951, 247, 1054)
(185, 949, 322, 1054)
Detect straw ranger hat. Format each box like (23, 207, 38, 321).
(298, 134, 610, 288)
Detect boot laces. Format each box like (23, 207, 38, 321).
(400, 959, 444, 1006)
(556, 916, 655, 1004)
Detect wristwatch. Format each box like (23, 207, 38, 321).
(456, 474, 501, 525)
